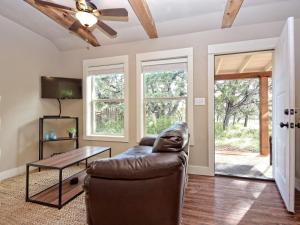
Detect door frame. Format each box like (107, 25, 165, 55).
(207, 38, 278, 176)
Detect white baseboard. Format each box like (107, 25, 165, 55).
(0, 165, 26, 182)
(295, 177, 300, 191)
(1, 164, 214, 181)
(188, 165, 214, 176)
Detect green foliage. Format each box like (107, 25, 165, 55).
(94, 73, 124, 99)
(144, 70, 187, 134)
(66, 128, 76, 134)
(95, 101, 124, 135)
(146, 116, 174, 135)
(215, 121, 259, 152)
(144, 71, 187, 98)
(96, 117, 124, 135)
(215, 79, 259, 129)
(91, 68, 188, 135)
(146, 103, 185, 135)
(91, 73, 125, 135)
(214, 78, 272, 152)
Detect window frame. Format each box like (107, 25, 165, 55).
(83, 55, 129, 142)
(136, 48, 194, 144)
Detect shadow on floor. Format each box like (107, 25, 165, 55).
(215, 163, 271, 179)
(215, 151, 273, 180)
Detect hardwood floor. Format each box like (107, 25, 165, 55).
(182, 175, 300, 225)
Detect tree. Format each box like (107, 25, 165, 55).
(144, 70, 187, 134)
(215, 79, 259, 130)
(93, 69, 188, 135)
(94, 74, 125, 134)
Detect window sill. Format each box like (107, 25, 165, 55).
(83, 135, 129, 143)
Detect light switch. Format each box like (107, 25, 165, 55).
(194, 98, 206, 106)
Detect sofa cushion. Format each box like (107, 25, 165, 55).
(87, 145, 187, 180)
(139, 136, 157, 146)
(153, 122, 189, 153)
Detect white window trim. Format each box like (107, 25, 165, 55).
(83, 55, 129, 142)
(136, 48, 194, 145)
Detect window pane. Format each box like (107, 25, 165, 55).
(143, 67, 187, 98)
(145, 99, 186, 135)
(93, 73, 124, 99)
(93, 101, 124, 135)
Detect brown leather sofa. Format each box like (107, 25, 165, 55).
(84, 122, 189, 225)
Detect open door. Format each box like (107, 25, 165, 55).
(273, 17, 295, 213)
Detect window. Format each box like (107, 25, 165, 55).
(136, 48, 194, 142)
(83, 56, 129, 142)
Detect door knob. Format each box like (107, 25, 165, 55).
(284, 109, 289, 115)
(280, 122, 289, 128)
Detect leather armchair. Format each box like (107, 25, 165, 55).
(84, 123, 189, 225)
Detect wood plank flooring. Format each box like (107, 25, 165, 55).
(30, 170, 86, 205)
(182, 175, 300, 225)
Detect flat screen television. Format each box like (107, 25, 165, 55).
(41, 76, 82, 99)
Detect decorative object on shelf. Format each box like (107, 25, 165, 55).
(39, 117, 79, 163)
(44, 132, 50, 141)
(49, 130, 57, 140)
(67, 128, 77, 139)
(70, 177, 79, 185)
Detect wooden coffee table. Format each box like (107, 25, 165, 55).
(26, 146, 111, 209)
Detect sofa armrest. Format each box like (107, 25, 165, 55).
(86, 152, 187, 180)
(139, 136, 157, 146)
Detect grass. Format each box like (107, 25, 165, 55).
(215, 120, 259, 152)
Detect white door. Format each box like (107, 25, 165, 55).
(273, 17, 295, 213)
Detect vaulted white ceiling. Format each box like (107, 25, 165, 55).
(0, 0, 299, 50)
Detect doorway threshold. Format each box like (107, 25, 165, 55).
(215, 173, 274, 182)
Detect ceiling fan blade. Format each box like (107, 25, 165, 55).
(98, 8, 128, 21)
(35, 0, 76, 13)
(97, 21, 117, 38)
(69, 20, 83, 32)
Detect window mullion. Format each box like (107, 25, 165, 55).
(144, 96, 187, 101)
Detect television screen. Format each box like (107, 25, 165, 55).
(41, 76, 82, 99)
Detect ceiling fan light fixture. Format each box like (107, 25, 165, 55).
(76, 11, 97, 27)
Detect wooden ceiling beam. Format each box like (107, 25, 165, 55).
(215, 58, 223, 75)
(215, 71, 272, 81)
(238, 55, 253, 73)
(24, 0, 100, 47)
(128, 0, 158, 39)
(222, 0, 244, 28)
(264, 61, 273, 71)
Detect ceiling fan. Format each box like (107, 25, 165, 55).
(34, 0, 128, 39)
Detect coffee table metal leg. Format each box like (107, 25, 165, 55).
(26, 165, 30, 201)
(58, 169, 62, 209)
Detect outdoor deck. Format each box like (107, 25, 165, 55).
(215, 149, 273, 180)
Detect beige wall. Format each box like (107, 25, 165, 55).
(60, 20, 292, 170)
(0, 14, 62, 172)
